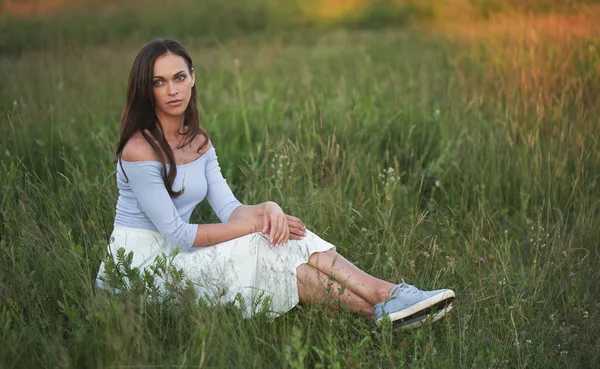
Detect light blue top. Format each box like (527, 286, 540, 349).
(113, 146, 242, 252)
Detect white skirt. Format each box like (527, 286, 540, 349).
(96, 226, 336, 318)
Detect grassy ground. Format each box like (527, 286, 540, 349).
(1, 1, 599, 367)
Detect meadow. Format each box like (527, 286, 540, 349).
(1, 0, 599, 367)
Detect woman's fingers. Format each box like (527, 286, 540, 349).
(288, 222, 305, 238)
(287, 220, 306, 238)
(285, 216, 301, 228)
(277, 215, 285, 246)
(282, 216, 290, 245)
(271, 215, 280, 247)
(284, 225, 290, 245)
(262, 213, 270, 234)
(275, 214, 288, 246)
(286, 215, 306, 233)
(264, 214, 307, 246)
(286, 218, 301, 228)
(285, 214, 304, 227)
(276, 215, 285, 246)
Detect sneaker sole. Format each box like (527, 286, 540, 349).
(376, 289, 455, 326)
(399, 303, 453, 330)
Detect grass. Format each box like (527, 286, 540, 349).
(1, 1, 600, 367)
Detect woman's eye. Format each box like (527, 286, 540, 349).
(153, 80, 162, 87)
(176, 75, 186, 81)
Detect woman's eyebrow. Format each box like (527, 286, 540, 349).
(152, 70, 186, 79)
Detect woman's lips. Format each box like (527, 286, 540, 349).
(166, 99, 183, 107)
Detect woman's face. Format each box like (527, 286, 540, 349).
(152, 52, 195, 118)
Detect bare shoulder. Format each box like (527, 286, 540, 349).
(121, 130, 161, 162)
(197, 134, 213, 155)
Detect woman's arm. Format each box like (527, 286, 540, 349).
(227, 203, 268, 221)
(230, 201, 307, 247)
(120, 158, 265, 249)
(191, 206, 306, 248)
(227, 201, 289, 221)
(192, 216, 263, 247)
(121, 140, 306, 249)
(121, 137, 265, 250)
(202, 146, 306, 247)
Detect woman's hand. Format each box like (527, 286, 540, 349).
(285, 214, 307, 241)
(262, 202, 306, 247)
(262, 202, 288, 247)
(247, 215, 265, 235)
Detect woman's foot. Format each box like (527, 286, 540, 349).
(373, 282, 455, 328)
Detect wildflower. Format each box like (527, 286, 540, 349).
(562, 250, 567, 257)
(560, 351, 568, 357)
(583, 311, 589, 319)
(526, 339, 532, 344)
(460, 313, 472, 331)
(499, 279, 506, 286)
(479, 257, 484, 263)
(446, 256, 456, 269)
(399, 341, 408, 350)
(504, 229, 508, 234)
(510, 141, 515, 148)
(569, 272, 576, 279)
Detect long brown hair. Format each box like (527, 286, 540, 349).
(115, 38, 209, 198)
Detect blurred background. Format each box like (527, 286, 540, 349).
(1, 0, 599, 368)
(2, 0, 598, 55)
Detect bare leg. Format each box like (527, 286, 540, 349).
(307, 249, 396, 306)
(296, 263, 373, 316)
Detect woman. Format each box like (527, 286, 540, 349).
(95, 38, 455, 330)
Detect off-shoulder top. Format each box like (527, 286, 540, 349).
(113, 146, 242, 252)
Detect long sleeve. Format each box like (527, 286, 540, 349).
(204, 148, 242, 223)
(120, 161, 197, 251)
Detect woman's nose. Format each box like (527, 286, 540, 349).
(168, 82, 178, 95)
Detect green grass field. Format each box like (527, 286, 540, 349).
(1, 1, 599, 367)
